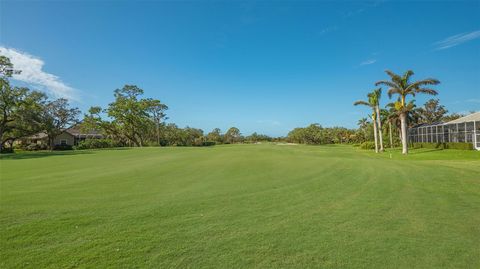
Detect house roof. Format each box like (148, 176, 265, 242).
(412, 122, 444, 128)
(65, 126, 103, 137)
(445, 112, 480, 125)
(23, 125, 103, 140)
(26, 132, 48, 139)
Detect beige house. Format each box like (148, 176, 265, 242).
(23, 126, 104, 147)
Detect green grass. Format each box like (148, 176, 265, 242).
(1, 145, 479, 268)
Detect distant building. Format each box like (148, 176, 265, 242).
(408, 112, 480, 150)
(22, 126, 104, 147)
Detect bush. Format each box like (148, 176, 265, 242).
(412, 142, 444, 149)
(202, 141, 216, 147)
(75, 139, 120, 150)
(25, 143, 48, 151)
(444, 142, 474, 150)
(412, 142, 473, 150)
(0, 147, 14, 153)
(360, 141, 375, 150)
(53, 144, 73, 150)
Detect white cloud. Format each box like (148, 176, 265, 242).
(0, 46, 79, 100)
(359, 59, 376, 66)
(433, 30, 480, 50)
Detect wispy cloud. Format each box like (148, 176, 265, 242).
(466, 98, 480, 103)
(433, 30, 480, 50)
(256, 120, 281, 126)
(0, 46, 79, 101)
(343, 8, 365, 18)
(359, 59, 377, 66)
(318, 25, 338, 36)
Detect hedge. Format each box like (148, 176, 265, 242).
(411, 142, 473, 150)
(360, 141, 376, 150)
(75, 139, 122, 150)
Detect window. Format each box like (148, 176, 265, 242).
(60, 139, 68, 146)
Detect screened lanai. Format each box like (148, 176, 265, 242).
(408, 112, 480, 150)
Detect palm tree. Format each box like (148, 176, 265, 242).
(354, 94, 380, 153)
(375, 70, 439, 154)
(357, 117, 369, 141)
(369, 88, 384, 151)
(384, 104, 398, 149)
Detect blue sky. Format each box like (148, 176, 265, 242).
(1, 1, 479, 136)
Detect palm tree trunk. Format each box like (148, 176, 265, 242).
(400, 112, 408, 154)
(376, 106, 384, 151)
(372, 113, 379, 153)
(389, 121, 393, 149)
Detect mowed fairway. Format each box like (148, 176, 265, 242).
(1, 145, 479, 268)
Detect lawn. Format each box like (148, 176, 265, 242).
(1, 145, 479, 268)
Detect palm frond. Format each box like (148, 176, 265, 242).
(387, 88, 401, 99)
(353, 100, 371, 107)
(403, 70, 414, 84)
(415, 88, 438, 96)
(375, 80, 397, 88)
(385, 70, 401, 81)
(405, 78, 440, 91)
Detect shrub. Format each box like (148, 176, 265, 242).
(411, 142, 473, 150)
(25, 143, 48, 151)
(0, 147, 14, 153)
(75, 139, 120, 150)
(444, 142, 473, 150)
(202, 141, 216, 147)
(53, 144, 73, 150)
(360, 141, 375, 150)
(412, 142, 444, 149)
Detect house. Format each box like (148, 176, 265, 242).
(408, 111, 480, 150)
(22, 126, 104, 147)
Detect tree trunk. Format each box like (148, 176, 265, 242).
(389, 121, 393, 149)
(372, 114, 379, 153)
(376, 106, 384, 152)
(156, 123, 160, 146)
(400, 112, 408, 154)
(49, 136, 54, 150)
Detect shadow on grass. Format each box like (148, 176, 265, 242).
(0, 150, 93, 160)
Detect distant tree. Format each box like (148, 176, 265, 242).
(442, 112, 465, 122)
(0, 78, 47, 152)
(224, 127, 241, 144)
(206, 128, 223, 144)
(354, 93, 380, 153)
(357, 117, 370, 141)
(246, 132, 272, 143)
(41, 98, 80, 149)
(182, 127, 204, 146)
(376, 70, 440, 154)
(418, 99, 448, 124)
(82, 106, 128, 145)
(89, 85, 169, 147)
(144, 98, 168, 145)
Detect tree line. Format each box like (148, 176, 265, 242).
(81, 87, 266, 147)
(0, 55, 280, 152)
(1, 54, 467, 153)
